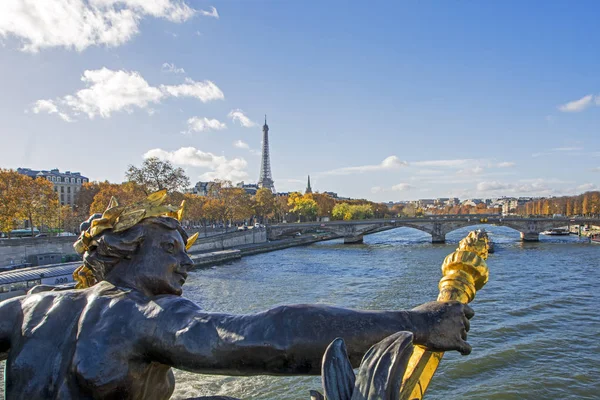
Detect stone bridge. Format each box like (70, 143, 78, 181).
(267, 216, 600, 244)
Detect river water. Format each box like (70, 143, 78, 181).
(172, 226, 600, 400)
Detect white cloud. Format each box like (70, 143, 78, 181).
(558, 94, 596, 112)
(577, 183, 598, 192)
(476, 179, 557, 195)
(0, 0, 198, 52)
(32, 99, 58, 114)
(63, 68, 164, 118)
(185, 117, 226, 133)
(233, 140, 249, 149)
(199, 6, 219, 19)
(415, 169, 443, 175)
(592, 167, 600, 172)
(160, 77, 224, 102)
(476, 181, 511, 192)
(228, 109, 257, 127)
(550, 146, 583, 152)
(162, 62, 185, 74)
(391, 183, 415, 191)
(144, 147, 248, 181)
(496, 161, 515, 168)
(31, 99, 73, 122)
(322, 156, 408, 176)
(412, 159, 472, 168)
(370, 186, 383, 194)
(457, 166, 484, 175)
(30, 68, 223, 120)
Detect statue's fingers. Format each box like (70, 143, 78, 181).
(463, 316, 470, 332)
(463, 304, 475, 319)
(461, 328, 467, 341)
(457, 340, 472, 356)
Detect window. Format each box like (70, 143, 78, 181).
(67, 187, 70, 193)
(61, 194, 64, 201)
(83, 179, 87, 183)
(61, 186, 64, 193)
(47, 176, 51, 181)
(66, 177, 70, 183)
(77, 178, 81, 184)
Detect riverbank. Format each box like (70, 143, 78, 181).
(188, 234, 338, 269)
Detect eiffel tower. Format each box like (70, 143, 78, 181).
(258, 115, 275, 193)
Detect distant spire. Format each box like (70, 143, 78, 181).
(264, 114, 267, 125)
(305, 175, 312, 194)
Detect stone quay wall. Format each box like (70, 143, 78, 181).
(187, 228, 267, 253)
(0, 229, 268, 268)
(0, 237, 78, 267)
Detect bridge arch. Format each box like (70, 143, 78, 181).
(267, 216, 589, 244)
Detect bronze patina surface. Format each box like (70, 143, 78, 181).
(0, 192, 475, 399)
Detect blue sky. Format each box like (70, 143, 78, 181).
(1, 1, 599, 201)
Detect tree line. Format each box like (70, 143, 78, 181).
(516, 191, 600, 217)
(9, 158, 594, 237)
(0, 158, 402, 237)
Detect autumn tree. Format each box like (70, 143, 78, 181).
(288, 192, 318, 222)
(74, 181, 101, 217)
(90, 182, 146, 214)
(254, 188, 276, 223)
(274, 195, 289, 222)
(0, 170, 29, 235)
(58, 205, 81, 233)
(126, 157, 190, 195)
(226, 188, 254, 222)
(312, 193, 336, 217)
(332, 203, 373, 220)
(20, 177, 59, 236)
(390, 204, 404, 217)
(332, 202, 350, 220)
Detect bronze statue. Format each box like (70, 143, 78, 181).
(0, 191, 475, 399)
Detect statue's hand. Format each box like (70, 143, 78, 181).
(410, 301, 474, 355)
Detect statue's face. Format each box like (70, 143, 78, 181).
(132, 223, 193, 296)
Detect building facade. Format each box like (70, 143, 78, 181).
(17, 168, 88, 207)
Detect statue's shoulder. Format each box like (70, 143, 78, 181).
(152, 294, 201, 312)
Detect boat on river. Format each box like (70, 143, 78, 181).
(591, 234, 600, 244)
(541, 228, 570, 236)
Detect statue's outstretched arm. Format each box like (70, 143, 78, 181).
(0, 297, 20, 360)
(146, 297, 470, 376)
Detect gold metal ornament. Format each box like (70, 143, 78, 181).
(399, 230, 490, 399)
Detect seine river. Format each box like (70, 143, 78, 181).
(172, 226, 600, 400)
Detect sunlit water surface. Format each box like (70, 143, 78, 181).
(172, 226, 600, 400)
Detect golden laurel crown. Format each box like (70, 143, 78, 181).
(72, 189, 198, 288)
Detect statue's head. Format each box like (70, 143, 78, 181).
(73, 190, 198, 296)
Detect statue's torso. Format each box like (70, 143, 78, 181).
(6, 282, 175, 400)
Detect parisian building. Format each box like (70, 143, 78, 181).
(17, 168, 89, 207)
